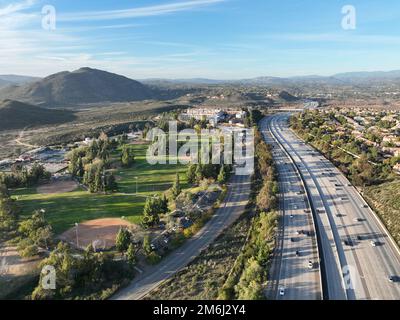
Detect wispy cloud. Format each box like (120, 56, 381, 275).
(58, 0, 226, 22)
(258, 32, 400, 46)
(0, 0, 36, 16)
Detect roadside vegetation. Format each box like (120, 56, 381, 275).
(219, 128, 278, 300)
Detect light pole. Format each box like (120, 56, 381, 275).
(75, 222, 79, 248)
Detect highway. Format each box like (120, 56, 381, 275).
(261, 118, 322, 300)
(265, 113, 400, 300)
(112, 173, 251, 300)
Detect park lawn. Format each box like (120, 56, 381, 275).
(11, 142, 189, 235)
(11, 188, 145, 235)
(113, 142, 188, 195)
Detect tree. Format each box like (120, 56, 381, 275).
(160, 194, 169, 214)
(18, 210, 53, 256)
(0, 184, 19, 241)
(32, 242, 134, 300)
(217, 165, 227, 184)
(141, 197, 161, 227)
(235, 258, 264, 300)
(105, 173, 118, 192)
(143, 235, 152, 254)
(126, 243, 137, 266)
(115, 228, 132, 252)
(256, 181, 277, 212)
(186, 164, 197, 184)
(170, 174, 181, 199)
(121, 146, 134, 167)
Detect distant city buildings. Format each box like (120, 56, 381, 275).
(180, 107, 246, 126)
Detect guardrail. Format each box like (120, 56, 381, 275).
(262, 116, 326, 300)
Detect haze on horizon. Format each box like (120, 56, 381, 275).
(1, 0, 400, 79)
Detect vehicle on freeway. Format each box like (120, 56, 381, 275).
(290, 214, 294, 219)
(388, 276, 397, 283)
(354, 218, 364, 222)
(296, 230, 303, 235)
(291, 237, 296, 242)
(370, 241, 380, 247)
(296, 250, 301, 257)
(336, 213, 344, 218)
(308, 260, 313, 269)
(362, 204, 369, 208)
(317, 209, 324, 214)
(357, 235, 363, 241)
(279, 287, 285, 296)
(343, 239, 354, 247)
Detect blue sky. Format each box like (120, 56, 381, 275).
(1, 0, 400, 79)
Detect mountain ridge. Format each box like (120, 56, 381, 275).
(0, 99, 76, 131)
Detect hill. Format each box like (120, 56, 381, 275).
(0, 74, 39, 84)
(0, 79, 11, 88)
(0, 100, 76, 131)
(0, 68, 155, 107)
(278, 90, 299, 102)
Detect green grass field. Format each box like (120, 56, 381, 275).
(11, 143, 188, 235)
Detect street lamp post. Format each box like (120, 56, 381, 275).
(75, 222, 79, 248)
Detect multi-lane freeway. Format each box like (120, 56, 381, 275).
(112, 173, 251, 300)
(263, 113, 400, 300)
(261, 119, 322, 300)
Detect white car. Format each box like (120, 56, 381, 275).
(370, 241, 378, 247)
(279, 287, 285, 296)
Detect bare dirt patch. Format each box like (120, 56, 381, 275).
(0, 245, 41, 299)
(37, 179, 78, 194)
(58, 218, 138, 250)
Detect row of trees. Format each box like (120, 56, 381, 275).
(0, 163, 50, 189)
(32, 242, 134, 300)
(0, 180, 53, 257)
(82, 159, 117, 193)
(68, 134, 120, 193)
(141, 195, 169, 228)
(0, 182, 19, 241)
(186, 164, 232, 185)
(17, 210, 53, 258)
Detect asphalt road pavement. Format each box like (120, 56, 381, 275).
(267, 113, 400, 300)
